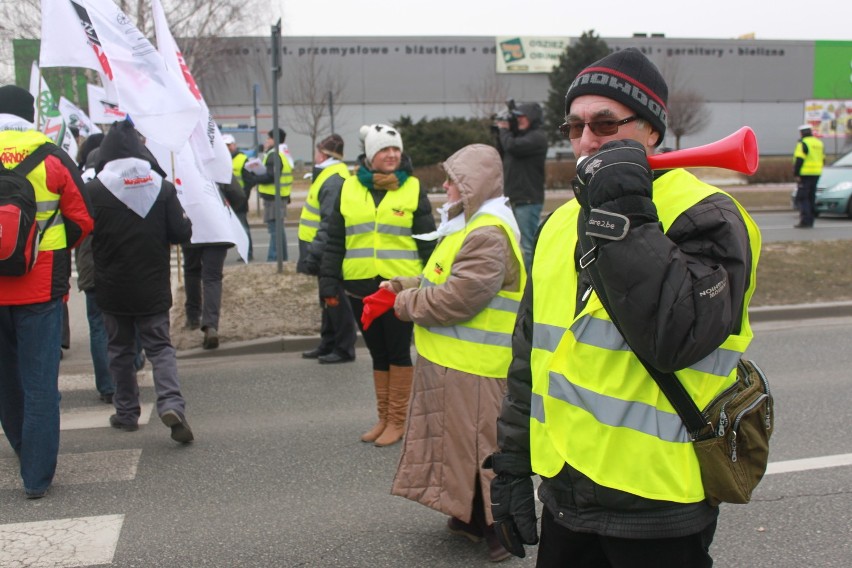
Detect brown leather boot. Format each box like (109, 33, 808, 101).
(360, 370, 390, 443)
(374, 365, 413, 447)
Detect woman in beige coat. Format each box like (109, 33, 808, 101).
(386, 144, 526, 562)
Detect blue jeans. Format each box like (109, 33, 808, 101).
(85, 290, 114, 396)
(267, 220, 288, 262)
(0, 298, 63, 494)
(512, 202, 543, 271)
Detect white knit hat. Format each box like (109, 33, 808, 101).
(359, 124, 403, 164)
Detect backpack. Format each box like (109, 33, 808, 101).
(0, 143, 55, 276)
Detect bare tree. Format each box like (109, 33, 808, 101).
(282, 49, 347, 154)
(660, 58, 711, 149)
(0, 0, 262, 88)
(465, 72, 511, 119)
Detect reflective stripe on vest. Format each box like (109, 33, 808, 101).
(298, 162, 350, 242)
(257, 150, 293, 197)
(413, 214, 526, 378)
(231, 152, 247, 187)
(0, 131, 66, 251)
(795, 135, 824, 176)
(529, 168, 761, 503)
(340, 176, 423, 279)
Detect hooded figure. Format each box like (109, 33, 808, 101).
(387, 144, 526, 563)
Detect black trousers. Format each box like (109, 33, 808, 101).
(347, 295, 412, 370)
(535, 505, 716, 568)
(795, 175, 819, 226)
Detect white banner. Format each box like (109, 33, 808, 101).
(151, 0, 232, 184)
(40, 0, 201, 152)
(87, 83, 127, 124)
(59, 96, 102, 138)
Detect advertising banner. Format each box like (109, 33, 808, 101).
(495, 36, 567, 74)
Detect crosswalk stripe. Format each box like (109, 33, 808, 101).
(0, 449, 142, 490)
(0, 514, 123, 567)
(60, 370, 153, 391)
(59, 403, 154, 431)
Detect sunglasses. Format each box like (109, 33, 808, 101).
(559, 115, 638, 139)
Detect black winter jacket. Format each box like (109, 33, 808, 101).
(496, 171, 755, 538)
(497, 121, 548, 205)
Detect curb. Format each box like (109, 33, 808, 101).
(176, 301, 852, 360)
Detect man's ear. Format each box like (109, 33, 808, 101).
(647, 130, 660, 147)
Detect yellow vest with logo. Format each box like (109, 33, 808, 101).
(298, 162, 350, 243)
(231, 152, 247, 187)
(529, 169, 761, 503)
(257, 150, 293, 197)
(340, 175, 423, 280)
(414, 214, 526, 378)
(0, 130, 67, 251)
(794, 135, 824, 176)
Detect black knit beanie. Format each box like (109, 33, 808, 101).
(564, 48, 668, 145)
(0, 85, 35, 123)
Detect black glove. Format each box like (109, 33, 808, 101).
(297, 257, 319, 276)
(484, 454, 538, 558)
(318, 276, 340, 299)
(574, 140, 657, 241)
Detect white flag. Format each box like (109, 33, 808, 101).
(59, 96, 102, 138)
(151, 0, 231, 183)
(40, 0, 200, 152)
(87, 82, 126, 124)
(147, 139, 249, 261)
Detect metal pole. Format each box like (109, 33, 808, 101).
(252, 83, 261, 216)
(328, 90, 334, 134)
(271, 19, 283, 273)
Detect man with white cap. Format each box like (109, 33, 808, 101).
(792, 123, 824, 228)
(224, 133, 254, 259)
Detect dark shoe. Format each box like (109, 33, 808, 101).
(109, 414, 139, 432)
(318, 352, 355, 365)
(99, 392, 114, 404)
(301, 347, 329, 359)
(184, 319, 200, 331)
(793, 223, 813, 228)
(133, 351, 146, 371)
(202, 327, 219, 349)
(161, 409, 194, 443)
(25, 488, 48, 500)
(484, 525, 512, 563)
(447, 516, 483, 543)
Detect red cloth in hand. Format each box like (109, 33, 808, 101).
(361, 288, 396, 330)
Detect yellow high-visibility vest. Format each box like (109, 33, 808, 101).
(231, 152, 247, 187)
(298, 162, 350, 243)
(0, 130, 67, 251)
(257, 150, 293, 198)
(529, 169, 761, 503)
(794, 135, 824, 176)
(339, 175, 423, 280)
(414, 214, 526, 378)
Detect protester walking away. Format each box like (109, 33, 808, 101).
(793, 123, 824, 228)
(181, 174, 246, 349)
(297, 133, 357, 364)
(487, 48, 762, 566)
(224, 133, 254, 260)
(494, 101, 548, 271)
(245, 128, 293, 261)
(320, 124, 436, 447)
(88, 119, 195, 444)
(386, 144, 525, 562)
(0, 85, 94, 499)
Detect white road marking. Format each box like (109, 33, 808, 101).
(0, 514, 123, 568)
(766, 452, 852, 475)
(0, 449, 142, 490)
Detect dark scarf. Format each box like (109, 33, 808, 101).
(356, 164, 410, 191)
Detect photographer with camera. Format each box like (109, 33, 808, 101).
(494, 101, 548, 271)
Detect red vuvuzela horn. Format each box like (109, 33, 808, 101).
(647, 127, 759, 175)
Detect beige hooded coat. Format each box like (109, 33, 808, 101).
(389, 144, 524, 525)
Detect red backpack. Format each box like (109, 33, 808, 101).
(0, 143, 55, 276)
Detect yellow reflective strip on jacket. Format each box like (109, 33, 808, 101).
(298, 162, 350, 242)
(794, 135, 824, 176)
(413, 214, 526, 378)
(257, 150, 293, 197)
(231, 152, 247, 187)
(340, 175, 423, 280)
(0, 131, 66, 251)
(529, 169, 761, 503)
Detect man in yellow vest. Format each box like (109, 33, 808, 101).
(246, 128, 292, 261)
(0, 85, 94, 499)
(793, 124, 825, 228)
(487, 49, 761, 566)
(224, 133, 254, 260)
(296, 134, 357, 364)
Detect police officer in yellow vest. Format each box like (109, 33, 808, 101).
(224, 133, 254, 260)
(488, 49, 762, 567)
(793, 124, 825, 228)
(319, 124, 436, 447)
(296, 134, 357, 364)
(248, 128, 292, 261)
(385, 144, 524, 562)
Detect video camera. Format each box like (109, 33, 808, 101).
(492, 99, 521, 135)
